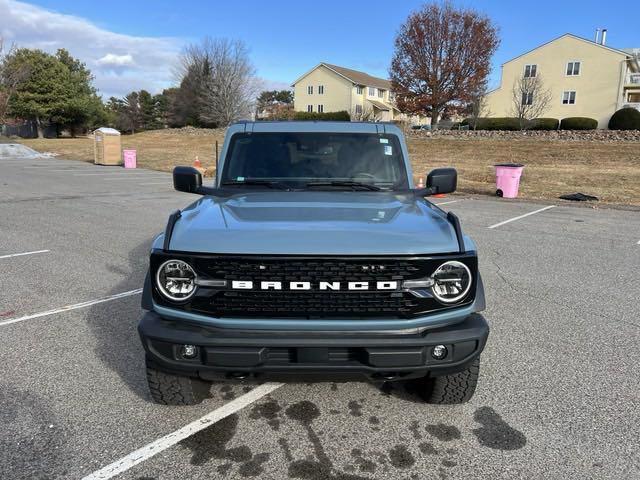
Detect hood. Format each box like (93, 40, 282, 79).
(168, 191, 459, 255)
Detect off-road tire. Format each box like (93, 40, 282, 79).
(421, 357, 480, 404)
(146, 363, 212, 405)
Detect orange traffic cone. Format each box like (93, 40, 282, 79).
(193, 155, 201, 168)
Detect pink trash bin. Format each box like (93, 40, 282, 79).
(123, 149, 137, 169)
(494, 163, 524, 198)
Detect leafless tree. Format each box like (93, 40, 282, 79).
(0, 37, 30, 125)
(468, 85, 490, 130)
(190, 38, 259, 126)
(350, 104, 375, 122)
(511, 75, 552, 129)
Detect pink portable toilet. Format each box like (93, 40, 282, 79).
(494, 163, 524, 198)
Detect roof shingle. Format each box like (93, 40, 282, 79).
(321, 63, 391, 90)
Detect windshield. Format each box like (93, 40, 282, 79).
(220, 132, 409, 190)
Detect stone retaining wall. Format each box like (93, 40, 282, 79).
(406, 129, 640, 142)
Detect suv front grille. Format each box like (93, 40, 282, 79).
(151, 254, 477, 319)
(211, 290, 420, 316)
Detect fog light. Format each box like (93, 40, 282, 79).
(431, 345, 447, 360)
(181, 344, 198, 359)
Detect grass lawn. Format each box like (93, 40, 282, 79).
(17, 129, 640, 206)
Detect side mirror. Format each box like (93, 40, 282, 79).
(426, 167, 457, 194)
(173, 166, 202, 194)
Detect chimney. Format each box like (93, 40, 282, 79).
(601, 29, 607, 45)
(594, 28, 600, 43)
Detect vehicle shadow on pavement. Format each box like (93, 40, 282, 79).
(86, 240, 153, 401)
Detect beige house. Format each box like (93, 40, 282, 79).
(486, 33, 640, 128)
(291, 63, 403, 121)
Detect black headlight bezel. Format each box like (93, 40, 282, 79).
(154, 258, 198, 303)
(430, 260, 473, 305)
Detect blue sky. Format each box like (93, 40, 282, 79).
(1, 0, 637, 97)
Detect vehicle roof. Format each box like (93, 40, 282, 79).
(230, 120, 403, 135)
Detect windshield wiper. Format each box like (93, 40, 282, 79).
(305, 181, 382, 191)
(221, 180, 291, 190)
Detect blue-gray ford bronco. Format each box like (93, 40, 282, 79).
(138, 121, 488, 405)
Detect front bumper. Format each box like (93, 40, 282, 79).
(139, 311, 489, 382)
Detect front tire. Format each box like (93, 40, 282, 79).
(421, 357, 480, 404)
(146, 361, 212, 405)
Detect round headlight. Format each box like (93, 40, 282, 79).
(431, 261, 472, 304)
(156, 259, 197, 301)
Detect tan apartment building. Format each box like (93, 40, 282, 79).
(291, 63, 403, 121)
(486, 33, 640, 128)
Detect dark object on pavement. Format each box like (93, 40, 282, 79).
(559, 193, 599, 202)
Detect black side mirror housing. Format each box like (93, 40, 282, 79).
(173, 166, 202, 194)
(426, 167, 457, 194)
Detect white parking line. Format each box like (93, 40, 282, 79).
(488, 205, 555, 229)
(434, 200, 460, 206)
(81, 382, 284, 480)
(24, 168, 88, 172)
(139, 182, 171, 186)
(0, 249, 50, 259)
(0, 289, 142, 327)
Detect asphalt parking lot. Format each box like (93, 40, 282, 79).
(1, 152, 639, 480)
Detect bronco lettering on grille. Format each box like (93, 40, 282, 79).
(231, 280, 399, 291)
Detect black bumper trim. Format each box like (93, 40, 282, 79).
(139, 311, 489, 381)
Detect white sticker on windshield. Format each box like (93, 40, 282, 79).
(384, 145, 393, 155)
(379, 138, 389, 144)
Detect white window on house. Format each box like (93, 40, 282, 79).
(521, 92, 533, 105)
(318, 104, 324, 113)
(562, 91, 576, 104)
(318, 85, 324, 94)
(355, 104, 363, 114)
(566, 61, 581, 76)
(356, 85, 364, 94)
(368, 87, 376, 96)
(378, 89, 385, 98)
(307, 86, 313, 95)
(524, 64, 537, 78)
(389, 91, 395, 101)
(307, 104, 313, 112)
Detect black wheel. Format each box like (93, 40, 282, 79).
(146, 361, 212, 405)
(496, 189, 503, 197)
(420, 357, 480, 404)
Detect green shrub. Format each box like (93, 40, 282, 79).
(559, 117, 598, 130)
(464, 117, 521, 130)
(529, 118, 559, 130)
(293, 111, 350, 121)
(608, 108, 640, 130)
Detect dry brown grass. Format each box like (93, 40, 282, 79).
(407, 137, 640, 206)
(18, 130, 640, 206)
(19, 129, 226, 175)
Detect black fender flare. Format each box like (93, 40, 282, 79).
(141, 269, 153, 311)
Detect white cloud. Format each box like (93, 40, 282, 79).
(96, 53, 135, 67)
(0, 0, 183, 98)
(258, 78, 292, 91)
(0, 0, 291, 100)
